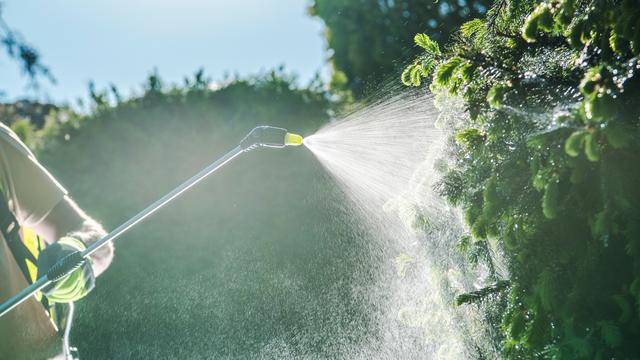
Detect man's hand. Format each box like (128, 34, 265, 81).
(36, 237, 95, 303)
(34, 196, 113, 277)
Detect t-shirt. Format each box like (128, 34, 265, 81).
(0, 122, 67, 359)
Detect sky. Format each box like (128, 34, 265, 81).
(0, 0, 328, 105)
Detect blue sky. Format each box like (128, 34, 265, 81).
(0, 0, 328, 105)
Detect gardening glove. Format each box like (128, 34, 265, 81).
(36, 237, 95, 303)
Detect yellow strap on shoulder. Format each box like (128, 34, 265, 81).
(20, 227, 45, 299)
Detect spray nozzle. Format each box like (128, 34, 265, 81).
(240, 126, 303, 150)
(284, 132, 303, 146)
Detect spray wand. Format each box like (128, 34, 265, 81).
(0, 126, 303, 318)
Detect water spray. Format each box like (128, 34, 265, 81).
(0, 126, 303, 318)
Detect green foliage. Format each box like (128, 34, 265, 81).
(456, 280, 510, 306)
(0, 100, 59, 128)
(455, 128, 485, 149)
(522, 3, 554, 42)
(460, 19, 487, 39)
(402, 34, 441, 87)
(583, 131, 601, 161)
(9, 118, 36, 148)
(564, 130, 586, 157)
(542, 178, 559, 219)
(599, 321, 622, 348)
(405, 0, 640, 357)
(433, 57, 464, 88)
(414, 33, 440, 54)
(0, 5, 54, 89)
(13, 68, 329, 156)
(310, 0, 490, 98)
(486, 84, 507, 109)
(0, 101, 78, 153)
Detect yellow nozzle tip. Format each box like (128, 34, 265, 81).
(284, 132, 303, 146)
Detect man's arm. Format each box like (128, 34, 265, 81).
(32, 195, 114, 277)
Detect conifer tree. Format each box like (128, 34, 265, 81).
(310, 0, 490, 98)
(405, 0, 640, 357)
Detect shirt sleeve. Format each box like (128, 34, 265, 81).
(0, 123, 67, 227)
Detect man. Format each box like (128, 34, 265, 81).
(0, 122, 114, 359)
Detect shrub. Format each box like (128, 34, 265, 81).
(405, 0, 640, 357)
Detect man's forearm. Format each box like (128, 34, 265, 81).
(33, 195, 114, 277)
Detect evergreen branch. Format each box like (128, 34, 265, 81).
(456, 280, 511, 306)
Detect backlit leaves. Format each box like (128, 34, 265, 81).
(414, 33, 440, 55)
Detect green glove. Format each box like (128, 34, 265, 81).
(36, 237, 95, 303)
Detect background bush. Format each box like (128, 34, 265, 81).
(27, 70, 385, 358)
